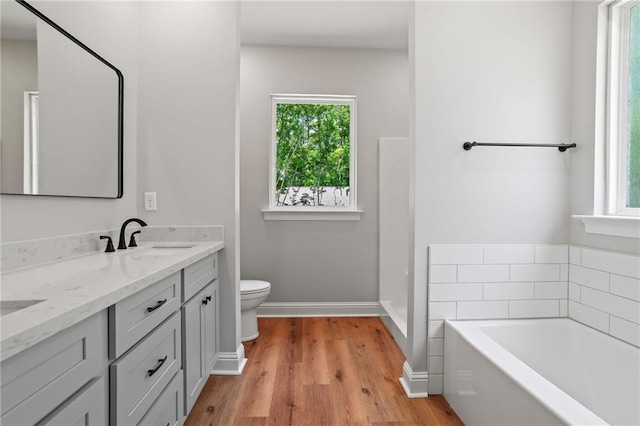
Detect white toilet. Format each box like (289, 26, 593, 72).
(240, 280, 271, 342)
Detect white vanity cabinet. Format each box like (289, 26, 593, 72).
(181, 253, 218, 415)
(0, 311, 108, 425)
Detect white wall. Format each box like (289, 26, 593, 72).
(569, 2, 640, 255)
(136, 1, 241, 356)
(410, 0, 573, 379)
(0, 1, 138, 242)
(0, 40, 37, 194)
(240, 46, 408, 304)
(379, 138, 409, 316)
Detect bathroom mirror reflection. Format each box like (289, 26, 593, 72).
(0, 0, 123, 198)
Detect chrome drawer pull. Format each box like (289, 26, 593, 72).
(147, 355, 168, 377)
(146, 299, 167, 313)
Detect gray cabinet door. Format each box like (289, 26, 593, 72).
(182, 288, 207, 415)
(1, 311, 107, 425)
(37, 377, 107, 426)
(204, 281, 218, 373)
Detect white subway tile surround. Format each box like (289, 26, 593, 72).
(428, 244, 639, 394)
(429, 244, 640, 394)
(427, 244, 569, 393)
(568, 246, 640, 348)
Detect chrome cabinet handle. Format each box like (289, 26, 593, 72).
(147, 355, 168, 377)
(147, 299, 167, 313)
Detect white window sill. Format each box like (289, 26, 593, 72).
(573, 215, 640, 239)
(262, 209, 363, 221)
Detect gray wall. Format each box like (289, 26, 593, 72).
(136, 1, 241, 354)
(240, 46, 408, 303)
(1, 0, 242, 356)
(569, 2, 640, 255)
(0, 40, 37, 193)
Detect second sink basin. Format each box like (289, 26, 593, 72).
(0, 299, 46, 317)
(128, 245, 195, 259)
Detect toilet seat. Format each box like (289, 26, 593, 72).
(241, 280, 271, 295)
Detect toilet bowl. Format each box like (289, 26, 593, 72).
(240, 280, 271, 342)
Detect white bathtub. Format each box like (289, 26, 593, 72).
(444, 318, 640, 425)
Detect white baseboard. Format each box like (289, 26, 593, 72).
(210, 344, 247, 376)
(380, 315, 408, 355)
(399, 361, 429, 398)
(257, 302, 382, 317)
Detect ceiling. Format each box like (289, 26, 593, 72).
(240, 1, 411, 50)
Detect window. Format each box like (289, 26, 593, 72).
(575, 0, 639, 238)
(264, 94, 360, 220)
(606, 0, 639, 216)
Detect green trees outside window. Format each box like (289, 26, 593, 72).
(275, 103, 351, 207)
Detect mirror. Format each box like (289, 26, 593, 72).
(1, 0, 123, 198)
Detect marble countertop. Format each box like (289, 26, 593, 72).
(0, 240, 224, 361)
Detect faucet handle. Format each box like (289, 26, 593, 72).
(129, 231, 141, 248)
(100, 236, 115, 253)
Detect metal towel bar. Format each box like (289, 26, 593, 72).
(463, 141, 577, 152)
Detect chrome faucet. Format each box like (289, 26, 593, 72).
(117, 218, 148, 250)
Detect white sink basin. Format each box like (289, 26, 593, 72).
(127, 245, 195, 260)
(0, 300, 45, 317)
(152, 244, 195, 249)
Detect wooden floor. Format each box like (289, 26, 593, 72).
(185, 317, 463, 425)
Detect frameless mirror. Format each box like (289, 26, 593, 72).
(1, 0, 123, 198)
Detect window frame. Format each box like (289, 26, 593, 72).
(264, 94, 361, 221)
(23, 91, 39, 194)
(605, 0, 639, 216)
(575, 0, 639, 238)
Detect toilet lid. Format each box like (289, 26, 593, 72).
(241, 280, 271, 294)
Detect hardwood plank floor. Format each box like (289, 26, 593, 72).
(185, 317, 463, 426)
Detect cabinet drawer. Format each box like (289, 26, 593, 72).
(1, 311, 107, 425)
(138, 370, 184, 426)
(109, 272, 181, 358)
(37, 377, 107, 426)
(110, 312, 181, 426)
(182, 253, 217, 302)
